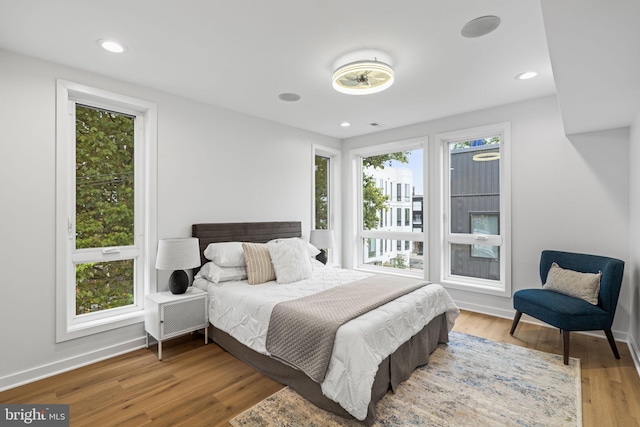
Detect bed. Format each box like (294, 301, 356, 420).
(191, 221, 459, 425)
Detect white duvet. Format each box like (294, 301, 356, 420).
(193, 266, 459, 421)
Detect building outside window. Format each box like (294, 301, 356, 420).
(357, 141, 424, 274)
(351, 125, 509, 293)
(438, 122, 511, 295)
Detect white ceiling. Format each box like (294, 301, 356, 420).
(0, 1, 635, 139)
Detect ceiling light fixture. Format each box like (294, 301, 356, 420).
(340, 121, 351, 127)
(97, 39, 127, 53)
(515, 71, 538, 80)
(332, 59, 394, 95)
(461, 15, 501, 38)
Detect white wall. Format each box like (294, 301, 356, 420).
(629, 111, 640, 366)
(1, 47, 634, 389)
(0, 49, 339, 390)
(342, 95, 631, 339)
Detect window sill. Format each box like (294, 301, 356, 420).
(57, 309, 144, 343)
(356, 265, 424, 279)
(440, 278, 510, 297)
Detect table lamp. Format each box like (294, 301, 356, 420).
(309, 229, 335, 264)
(155, 237, 201, 294)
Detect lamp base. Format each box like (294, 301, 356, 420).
(316, 249, 328, 265)
(169, 270, 189, 294)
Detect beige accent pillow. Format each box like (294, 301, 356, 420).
(543, 262, 601, 305)
(242, 242, 276, 285)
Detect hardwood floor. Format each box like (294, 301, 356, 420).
(1, 310, 639, 426)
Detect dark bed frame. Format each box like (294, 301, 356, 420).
(192, 221, 448, 426)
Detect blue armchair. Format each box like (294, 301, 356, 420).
(510, 250, 624, 364)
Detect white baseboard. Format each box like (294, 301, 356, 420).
(454, 300, 515, 320)
(0, 337, 147, 392)
(629, 334, 640, 378)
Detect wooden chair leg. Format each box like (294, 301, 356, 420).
(562, 330, 570, 365)
(604, 329, 621, 359)
(510, 311, 522, 335)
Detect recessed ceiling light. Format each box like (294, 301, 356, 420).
(461, 15, 501, 38)
(278, 92, 301, 102)
(340, 122, 351, 127)
(515, 71, 538, 80)
(97, 39, 127, 53)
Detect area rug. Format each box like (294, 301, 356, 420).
(229, 331, 582, 426)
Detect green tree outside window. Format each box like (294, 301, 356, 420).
(75, 105, 135, 314)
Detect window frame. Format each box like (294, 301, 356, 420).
(352, 137, 426, 277)
(55, 80, 157, 342)
(436, 122, 511, 296)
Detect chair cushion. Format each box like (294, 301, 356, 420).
(543, 262, 601, 305)
(513, 289, 611, 331)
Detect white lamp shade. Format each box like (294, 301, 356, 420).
(309, 229, 335, 250)
(155, 237, 201, 270)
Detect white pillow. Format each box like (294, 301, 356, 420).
(269, 237, 321, 258)
(267, 238, 312, 284)
(195, 262, 247, 283)
(203, 242, 246, 267)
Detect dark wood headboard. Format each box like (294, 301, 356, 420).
(192, 221, 302, 266)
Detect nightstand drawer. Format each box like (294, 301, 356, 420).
(161, 297, 208, 338)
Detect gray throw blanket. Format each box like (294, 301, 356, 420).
(265, 275, 430, 383)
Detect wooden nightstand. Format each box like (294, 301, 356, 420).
(144, 287, 209, 360)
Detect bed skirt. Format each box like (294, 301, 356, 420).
(209, 313, 449, 425)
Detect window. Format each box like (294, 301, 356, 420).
(405, 184, 410, 201)
(56, 80, 157, 342)
(314, 155, 330, 229)
(356, 138, 425, 275)
(438, 123, 511, 295)
(75, 103, 137, 316)
(313, 145, 340, 262)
